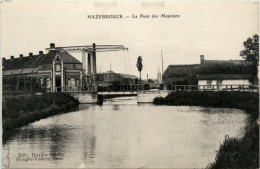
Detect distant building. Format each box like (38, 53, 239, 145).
(96, 71, 138, 85)
(163, 64, 199, 85)
(197, 55, 254, 88)
(163, 55, 255, 86)
(3, 43, 83, 92)
(96, 71, 118, 84)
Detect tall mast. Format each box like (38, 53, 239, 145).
(161, 50, 164, 82)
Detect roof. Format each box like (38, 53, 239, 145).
(39, 51, 81, 64)
(163, 64, 200, 78)
(163, 64, 200, 85)
(203, 60, 246, 65)
(119, 73, 137, 79)
(3, 55, 43, 70)
(197, 74, 254, 80)
(198, 61, 254, 74)
(163, 59, 254, 85)
(97, 71, 137, 78)
(3, 51, 81, 71)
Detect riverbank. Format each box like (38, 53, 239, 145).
(154, 91, 259, 168)
(2, 93, 79, 133)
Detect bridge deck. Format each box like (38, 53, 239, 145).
(97, 91, 138, 95)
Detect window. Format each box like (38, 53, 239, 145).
(206, 80, 212, 89)
(46, 78, 51, 88)
(56, 64, 61, 72)
(40, 78, 45, 88)
(76, 79, 80, 87)
(217, 80, 222, 85)
(68, 78, 76, 87)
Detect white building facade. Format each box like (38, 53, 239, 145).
(197, 74, 253, 90)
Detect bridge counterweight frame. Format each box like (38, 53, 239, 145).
(46, 43, 127, 91)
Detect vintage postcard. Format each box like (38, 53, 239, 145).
(1, 1, 259, 169)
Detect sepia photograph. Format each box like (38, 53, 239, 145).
(1, 1, 259, 168)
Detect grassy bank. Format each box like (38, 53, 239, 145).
(154, 91, 258, 121)
(211, 123, 259, 169)
(154, 91, 259, 169)
(2, 93, 79, 132)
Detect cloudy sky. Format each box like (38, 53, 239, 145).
(1, 1, 258, 79)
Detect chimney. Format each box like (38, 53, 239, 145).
(29, 53, 33, 57)
(39, 51, 43, 55)
(50, 43, 55, 48)
(200, 55, 204, 64)
(19, 54, 23, 58)
(11, 56, 14, 60)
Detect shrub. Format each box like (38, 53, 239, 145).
(2, 93, 79, 132)
(212, 124, 259, 169)
(154, 91, 259, 120)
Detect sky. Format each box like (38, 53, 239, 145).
(0, 1, 258, 79)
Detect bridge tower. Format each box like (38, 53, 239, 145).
(82, 43, 97, 91)
(46, 43, 127, 91)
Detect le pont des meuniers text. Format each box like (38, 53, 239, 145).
(87, 14, 180, 19)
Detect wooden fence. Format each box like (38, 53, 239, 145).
(166, 85, 259, 93)
(2, 84, 259, 98)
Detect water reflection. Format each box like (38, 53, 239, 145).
(2, 99, 248, 168)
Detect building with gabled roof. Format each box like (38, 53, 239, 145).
(163, 64, 199, 85)
(3, 43, 83, 92)
(163, 55, 255, 87)
(96, 71, 137, 85)
(197, 55, 255, 88)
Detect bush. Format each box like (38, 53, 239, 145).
(212, 124, 259, 169)
(154, 91, 259, 121)
(2, 93, 79, 132)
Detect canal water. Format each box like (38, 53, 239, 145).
(2, 97, 249, 168)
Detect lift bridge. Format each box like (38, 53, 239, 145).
(46, 43, 127, 91)
(45, 43, 171, 103)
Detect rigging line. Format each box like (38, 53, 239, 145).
(127, 50, 132, 74)
(123, 50, 128, 74)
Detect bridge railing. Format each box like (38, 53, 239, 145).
(166, 85, 259, 93)
(97, 84, 150, 92)
(96, 84, 259, 93)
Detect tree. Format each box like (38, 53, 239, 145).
(148, 79, 155, 83)
(240, 34, 259, 83)
(136, 56, 143, 83)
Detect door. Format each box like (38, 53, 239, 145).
(217, 80, 223, 90)
(55, 77, 61, 92)
(206, 80, 212, 89)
